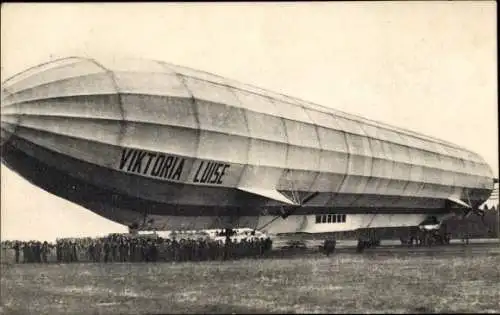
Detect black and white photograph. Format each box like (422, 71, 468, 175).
(1, 2, 498, 314)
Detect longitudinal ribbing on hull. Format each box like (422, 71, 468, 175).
(1, 56, 494, 228)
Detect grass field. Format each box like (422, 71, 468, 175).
(1, 245, 499, 314)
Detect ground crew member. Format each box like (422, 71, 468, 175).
(13, 242, 20, 263)
(150, 241, 158, 262)
(129, 239, 136, 262)
(111, 240, 118, 262)
(33, 242, 41, 263)
(172, 239, 179, 262)
(94, 240, 102, 262)
(41, 241, 49, 263)
(104, 241, 110, 263)
(56, 241, 61, 262)
(88, 242, 95, 262)
(23, 242, 30, 263)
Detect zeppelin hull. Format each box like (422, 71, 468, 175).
(0, 56, 495, 229)
(1, 133, 487, 229)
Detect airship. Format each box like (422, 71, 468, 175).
(0, 56, 496, 243)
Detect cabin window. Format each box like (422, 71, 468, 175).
(316, 214, 347, 224)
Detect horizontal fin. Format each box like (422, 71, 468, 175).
(238, 187, 298, 206)
(447, 196, 471, 208)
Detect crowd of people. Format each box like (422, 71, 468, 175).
(1, 232, 273, 264)
(5, 240, 53, 263)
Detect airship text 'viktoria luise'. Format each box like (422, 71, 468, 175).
(0, 56, 495, 235)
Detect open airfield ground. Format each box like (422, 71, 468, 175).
(1, 241, 499, 314)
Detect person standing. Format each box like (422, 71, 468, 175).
(13, 241, 20, 263)
(23, 242, 31, 263)
(103, 240, 110, 263)
(94, 239, 102, 263)
(34, 242, 42, 263)
(41, 241, 49, 263)
(56, 240, 61, 263)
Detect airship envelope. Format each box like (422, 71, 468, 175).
(0, 56, 494, 230)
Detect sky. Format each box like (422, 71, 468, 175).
(1, 2, 498, 241)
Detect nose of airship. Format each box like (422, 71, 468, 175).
(1, 88, 18, 147)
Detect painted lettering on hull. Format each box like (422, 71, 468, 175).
(119, 148, 185, 181)
(193, 161, 230, 185)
